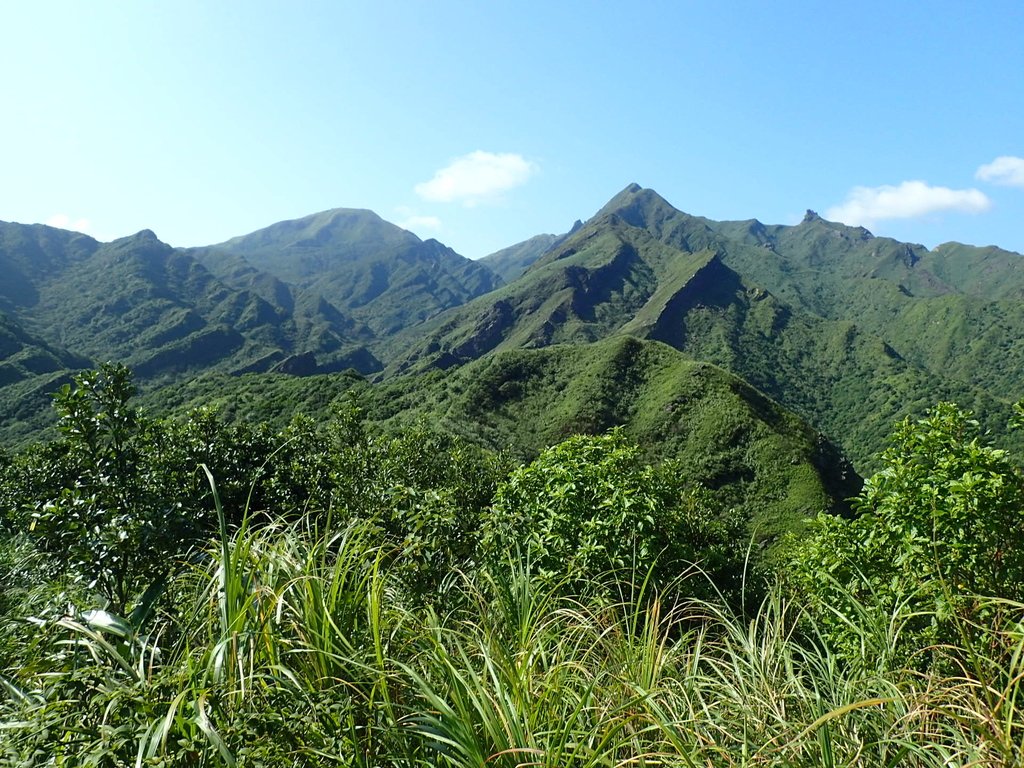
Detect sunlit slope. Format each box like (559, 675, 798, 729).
(387, 186, 1021, 469)
(144, 335, 862, 541)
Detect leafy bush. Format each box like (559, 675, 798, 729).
(788, 401, 1024, 663)
(2, 366, 511, 617)
(15, 364, 204, 612)
(325, 416, 512, 600)
(6, 403, 1024, 765)
(483, 429, 746, 602)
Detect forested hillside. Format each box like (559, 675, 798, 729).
(148, 336, 860, 541)
(391, 185, 1024, 469)
(2, 364, 1023, 765)
(2, 183, 1024, 762)
(2, 185, 1022, 472)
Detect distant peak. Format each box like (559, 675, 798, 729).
(217, 207, 416, 251)
(595, 184, 677, 222)
(322, 207, 381, 222)
(108, 228, 162, 245)
(603, 183, 648, 207)
(802, 210, 821, 223)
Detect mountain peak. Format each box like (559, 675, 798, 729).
(594, 184, 679, 223)
(106, 229, 169, 251)
(217, 207, 418, 255)
(597, 183, 649, 210)
(802, 210, 821, 223)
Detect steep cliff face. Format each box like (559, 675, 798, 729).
(643, 254, 744, 347)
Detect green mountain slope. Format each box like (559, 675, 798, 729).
(478, 220, 582, 282)
(0, 222, 100, 314)
(18, 229, 378, 379)
(2, 186, 1022, 472)
(0, 222, 384, 443)
(478, 233, 561, 283)
(704, 211, 1024, 401)
(388, 186, 1023, 470)
(0, 311, 91, 443)
(143, 335, 861, 542)
(0, 311, 90, 382)
(202, 208, 502, 337)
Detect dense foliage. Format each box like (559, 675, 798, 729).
(1, 367, 1024, 766)
(788, 402, 1024, 664)
(2, 366, 512, 611)
(484, 431, 746, 601)
(143, 336, 862, 543)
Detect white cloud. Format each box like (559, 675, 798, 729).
(976, 155, 1024, 187)
(399, 214, 442, 232)
(415, 151, 537, 205)
(45, 213, 92, 233)
(825, 181, 991, 228)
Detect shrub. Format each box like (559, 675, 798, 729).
(483, 429, 745, 602)
(788, 402, 1024, 663)
(20, 364, 201, 613)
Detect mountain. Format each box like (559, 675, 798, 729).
(478, 220, 582, 283)
(0, 209, 503, 444)
(195, 208, 502, 338)
(142, 335, 861, 542)
(1, 186, 1022, 473)
(15, 226, 379, 377)
(700, 212, 1024, 404)
(387, 185, 1024, 470)
(0, 221, 384, 442)
(0, 311, 91, 444)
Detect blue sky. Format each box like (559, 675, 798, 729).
(3, 1, 1023, 258)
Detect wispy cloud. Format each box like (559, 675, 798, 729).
(415, 151, 537, 206)
(976, 156, 1024, 188)
(45, 213, 92, 233)
(398, 214, 442, 233)
(825, 181, 990, 228)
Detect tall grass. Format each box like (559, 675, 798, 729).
(3, 508, 1024, 766)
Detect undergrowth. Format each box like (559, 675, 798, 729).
(2, 504, 1022, 766)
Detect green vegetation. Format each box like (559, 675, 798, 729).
(477, 230, 566, 282)
(2, 366, 1024, 765)
(395, 186, 1024, 471)
(201, 207, 501, 337)
(483, 430, 747, 603)
(138, 336, 862, 544)
(0, 211, 503, 447)
(788, 401, 1024, 664)
(3, 188, 1024, 764)
(3, 186, 1024, 473)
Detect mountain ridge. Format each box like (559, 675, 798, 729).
(385, 184, 1023, 469)
(0, 185, 1021, 473)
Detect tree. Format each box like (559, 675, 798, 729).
(23, 364, 197, 612)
